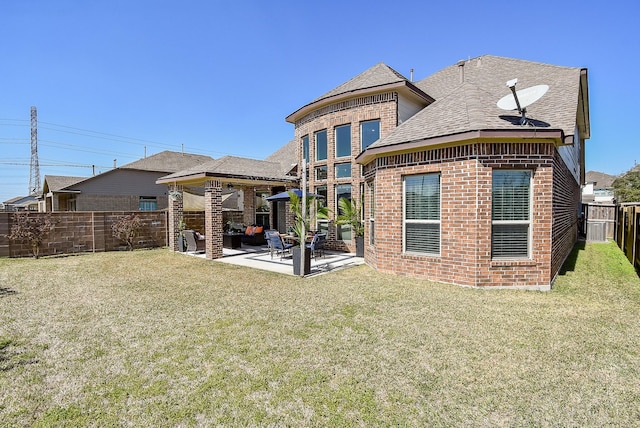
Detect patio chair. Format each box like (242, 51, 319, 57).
(264, 229, 278, 258)
(184, 230, 205, 253)
(269, 233, 293, 260)
(306, 233, 326, 259)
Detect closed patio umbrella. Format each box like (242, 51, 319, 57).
(266, 189, 323, 201)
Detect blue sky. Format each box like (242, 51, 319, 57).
(1, 0, 638, 202)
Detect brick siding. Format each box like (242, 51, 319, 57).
(365, 141, 572, 289)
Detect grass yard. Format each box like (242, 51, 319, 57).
(1, 242, 640, 426)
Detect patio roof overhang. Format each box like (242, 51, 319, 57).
(355, 128, 566, 165)
(156, 171, 298, 188)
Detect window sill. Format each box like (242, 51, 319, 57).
(491, 259, 536, 267)
(402, 252, 441, 260)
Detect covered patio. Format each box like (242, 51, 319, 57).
(156, 155, 299, 260)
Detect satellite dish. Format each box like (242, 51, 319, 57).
(497, 78, 549, 126)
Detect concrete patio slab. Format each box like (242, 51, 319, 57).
(183, 244, 364, 276)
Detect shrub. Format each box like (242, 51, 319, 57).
(8, 212, 55, 259)
(111, 214, 143, 251)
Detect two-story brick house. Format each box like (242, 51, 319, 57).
(287, 55, 590, 289)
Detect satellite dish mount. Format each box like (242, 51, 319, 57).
(497, 78, 549, 126)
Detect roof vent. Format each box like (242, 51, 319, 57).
(410, 68, 414, 82)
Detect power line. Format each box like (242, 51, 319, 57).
(1, 117, 260, 159)
(0, 162, 112, 168)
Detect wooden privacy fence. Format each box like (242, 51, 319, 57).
(0, 211, 168, 258)
(616, 203, 640, 271)
(584, 203, 617, 242)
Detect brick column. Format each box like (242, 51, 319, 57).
(205, 180, 223, 260)
(168, 185, 183, 252)
(242, 186, 255, 225)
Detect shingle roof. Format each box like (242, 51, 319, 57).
(368, 55, 586, 150)
(287, 63, 433, 123)
(265, 140, 297, 175)
(160, 155, 295, 182)
(43, 175, 88, 192)
(121, 150, 213, 173)
(585, 171, 616, 188)
(312, 63, 408, 102)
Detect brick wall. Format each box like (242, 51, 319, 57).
(366, 142, 563, 289)
(551, 149, 580, 279)
(0, 211, 167, 258)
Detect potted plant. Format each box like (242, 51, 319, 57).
(335, 197, 365, 257)
(288, 191, 329, 276)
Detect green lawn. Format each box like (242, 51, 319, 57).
(1, 242, 640, 426)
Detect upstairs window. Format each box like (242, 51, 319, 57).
(335, 124, 351, 158)
(492, 170, 532, 259)
(361, 120, 380, 150)
(404, 173, 440, 255)
(335, 163, 352, 179)
(315, 130, 327, 161)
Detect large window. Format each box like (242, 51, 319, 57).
(315, 185, 328, 234)
(335, 124, 351, 158)
(492, 170, 531, 259)
(404, 174, 440, 255)
(361, 120, 380, 150)
(335, 162, 352, 179)
(302, 135, 309, 163)
(336, 184, 352, 240)
(315, 130, 327, 161)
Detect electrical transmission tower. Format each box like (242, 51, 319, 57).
(29, 106, 41, 195)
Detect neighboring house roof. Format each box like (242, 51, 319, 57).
(585, 170, 616, 188)
(357, 55, 589, 163)
(265, 140, 298, 176)
(120, 150, 213, 173)
(42, 175, 88, 193)
(157, 155, 297, 185)
(286, 63, 433, 123)
(3, 195, 27, 204)
(2, 195, 38, 208)
(42, 151, 214, 194)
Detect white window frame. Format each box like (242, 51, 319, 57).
(403, 173, 441, 256)
(491, 169, 533, 259)
(360, 119, 381, 151)
(335, 124, 351, 158)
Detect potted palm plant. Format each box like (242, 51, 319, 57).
(335, 197, 365, 257)
(288, 191, 329, 275)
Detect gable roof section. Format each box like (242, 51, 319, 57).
(314, 62, 408, 101)
(42, 175, 88, 193)
(286, 63, 433, 123)
(157, 155, 297, 185)
(265, 140, 297, 176)
(358, 55, 589, 163)
(120, 150, 213, 173)
(585, 171, 616, 188)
